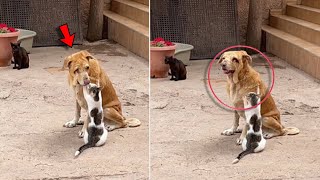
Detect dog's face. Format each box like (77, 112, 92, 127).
(218, 51, 252, 75)
(63, 50, 94, 86)
(164, 56, 174, 64)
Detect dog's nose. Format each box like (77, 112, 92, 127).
(84, 78, 90, 85)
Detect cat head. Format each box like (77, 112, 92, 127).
(164, 56, 174, 64)
(11, 42, 21, 53)
(84, 82, 101, 102)
(243, 86, 261, 109)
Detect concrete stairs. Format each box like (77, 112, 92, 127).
(104, 0, 149, 59)
(262, 0, 320, 79)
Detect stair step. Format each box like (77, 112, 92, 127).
(130, 0, 148, 6)
(111, 0, 149, 27)
(286, 3, 320, 25)
(270, 14, 320, 46)
(104, 10, 149, 59)
(262, 25, 320, 79)
(301, 0, 320, 9)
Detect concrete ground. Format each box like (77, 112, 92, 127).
(0, 41, 149, 179)
(151, 54, 320, 179)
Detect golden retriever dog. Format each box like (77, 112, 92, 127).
(218, 50, 299, 144)
(63, 50, 141, 137)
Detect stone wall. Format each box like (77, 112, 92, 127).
(79, 0, 284, 44)
(237, 0, 283, 44)
(80, 0, 110, 39)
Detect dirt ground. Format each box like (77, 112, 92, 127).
(0, 41, 149, 179)
(151, 54, 320, 179)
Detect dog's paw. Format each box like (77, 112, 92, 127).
(263, 133, 274, 139)
(236, 138, 243, 145)
(106, 125, 116, 132)
(221, 129, 236, 136)
(78, 130, 85, 138)
(235, 128, 242, 133)
(77, 119, 84, 125)
(63, 120, 77, 128)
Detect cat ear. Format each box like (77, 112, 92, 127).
(17, 41, 21, 46)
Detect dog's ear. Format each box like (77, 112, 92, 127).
(63, 57, 72, 70)
(218, 53, 224, 63)
(86, 55, 94, 61)
(241, 51, 252, 65)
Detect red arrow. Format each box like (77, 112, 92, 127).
(59, 24, 75, 48)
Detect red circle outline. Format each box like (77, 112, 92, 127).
(207, 45, 275, 111)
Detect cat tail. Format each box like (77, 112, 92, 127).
(232, 149, 253, 164)
(75, 143, 95, 157)
(284, 127, 300, 135)
(125, 118, 141, 127)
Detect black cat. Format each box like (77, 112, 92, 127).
(164, 56, 187, 81)
(11, 42, 29, 70)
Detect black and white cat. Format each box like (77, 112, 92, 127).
(232, 88, 266, 164)
(75, 82, 108, 157)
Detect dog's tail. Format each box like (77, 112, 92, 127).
(284, 127, 300, 135)
(125, 118, 141, 127)
(232, 149, 253, 164)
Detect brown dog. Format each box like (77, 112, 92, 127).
(63, 50, 141, 137)
(218, 50, 299, 144)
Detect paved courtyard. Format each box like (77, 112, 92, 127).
(150, 54, 320, 179)
(0, 41, 149, 179)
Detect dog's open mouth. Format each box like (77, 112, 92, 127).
(77, 80, 90, 86)
(222, 68, 235, 74)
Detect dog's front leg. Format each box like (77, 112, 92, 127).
(236, 124, 248, 145)
(221, 111, 242, 136)
(78, 116, 89, 138)
(63, 101, 81, 128)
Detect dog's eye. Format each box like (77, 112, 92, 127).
(232, 58, 239, 63)
(74, 69, 79, 74)
(85, 66, 89, 70)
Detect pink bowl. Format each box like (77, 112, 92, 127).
(0, 30, 20, 67)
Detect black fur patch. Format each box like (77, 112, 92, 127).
(87, 126, 103, 137)
(88, 86, 100, 101)
(93, 92, 99, 101)
(90, 108, 98, 117)
(246, 133, 262, 143)
(249, 114, 261, 132)
(90, 108, 102, 125)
